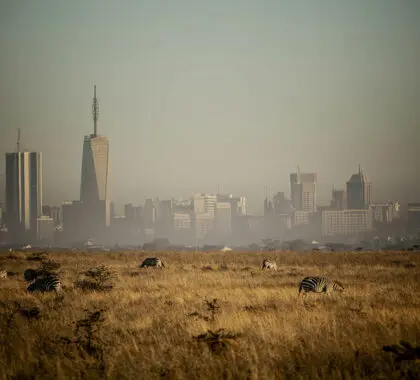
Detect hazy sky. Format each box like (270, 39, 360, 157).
(0, 0, 419, 214)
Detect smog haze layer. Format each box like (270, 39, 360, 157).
(0, 0, 419, 213)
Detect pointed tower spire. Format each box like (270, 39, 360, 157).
(358, 164, 361, 174)
(92, 85, 99, 137)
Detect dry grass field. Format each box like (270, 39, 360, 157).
(1, 250, 420, 380)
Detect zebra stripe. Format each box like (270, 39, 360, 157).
(27, 275, 62, 293)
(261, 259, 277, 270)
(24, 268, 47, 282)
(140, 257, 165, 268)
(298, 276, 344, 296)
(0, 270, 7, 279)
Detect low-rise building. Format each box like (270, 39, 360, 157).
(322, 209, 372, 237)
(37, 216, 55, 244)
(408, 203, 420, 232)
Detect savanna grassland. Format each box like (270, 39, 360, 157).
(1, 250, 420, 380)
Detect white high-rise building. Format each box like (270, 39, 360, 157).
(193, 193, 217, 215)
(5, 150, 42, 242)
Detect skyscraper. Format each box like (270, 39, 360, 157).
(80, 85, 110, 203)
(5, 147, 42, 243)
(290, 168, 317, 213)
(346, 166, 372, 210)
(79, 86, 111, 239)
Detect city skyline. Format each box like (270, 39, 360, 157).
(0, 118, 410, 216)
(0, 1, 419, 213)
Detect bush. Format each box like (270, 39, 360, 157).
(75, 265, 117, 292)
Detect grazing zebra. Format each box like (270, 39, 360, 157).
(298, 276, 344, 296)
(24, 268, 48, 282)
(140, 257, 165, 268)
(0, 270, 7, 279)
(27, 275, 62, 293)
(261, 259, 277, 270)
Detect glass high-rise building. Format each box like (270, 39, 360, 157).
(80, 134, 109, 203)
(5, 151, 42, 242)
(346, 166, 372, 210)
(79, 86, 111, 240)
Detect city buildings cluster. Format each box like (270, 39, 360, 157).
(0, 87, 419, 248)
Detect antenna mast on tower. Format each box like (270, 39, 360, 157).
(92, 85, 99, 137)
(16, 128, 21, 152)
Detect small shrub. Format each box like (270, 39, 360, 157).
(56, 309, 107, 376)
(75, 265, 117, 292)
(204, 298, 220, 322)
(39, 259, 61, 272)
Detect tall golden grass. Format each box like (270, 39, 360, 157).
(1, 250, 420, 379)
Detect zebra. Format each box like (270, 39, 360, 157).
(27, 275, 62, 293)
(24, 268, 48, 282)
(140, 257, 165, 268)
(261, 259, 277, 270)
(298, 276, 344, 296)
(0, 270, 7, 279)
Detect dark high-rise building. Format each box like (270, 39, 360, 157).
(156, 200, 173, 238)
(346, 166, 372, 210)
(5, 151, 42, 243)
(272, 192, 293, 214)
(124, 204, 143, 227)
(331, 188, 347, 210)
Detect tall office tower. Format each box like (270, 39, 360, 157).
(79, 86, 111, 239)
(80, 85, 110, 203)
(143, 198, 157, 230)
(346, 165, 372, 210)
(290, 168, 317, 213)
(5, 132, 42, 243)
(156, 200, 173, 238)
